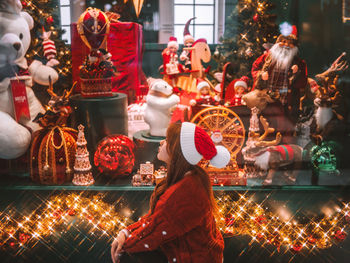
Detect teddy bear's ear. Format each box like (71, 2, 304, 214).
(21, 12, 34, 30)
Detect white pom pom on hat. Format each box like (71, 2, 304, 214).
(197, 78, 210, 91)
(180, 122, 231, 168)
(234, 76, 249, 90)
(167, 36, 179, 49)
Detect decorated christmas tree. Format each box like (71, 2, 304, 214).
(72, 125, 95, 186)
(214, 0, 279, 78)
(21, 0, 72, 91)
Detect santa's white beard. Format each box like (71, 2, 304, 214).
(269, 44, 298, 70)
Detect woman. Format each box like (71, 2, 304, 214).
(111, 122, 231, 263)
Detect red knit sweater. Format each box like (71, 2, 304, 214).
(124, 174, 224, 263)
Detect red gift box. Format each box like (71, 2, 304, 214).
(71, 22, 147, 101)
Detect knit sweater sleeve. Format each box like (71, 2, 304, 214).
(125, 211, 151, 233)
(123, 175, 210, 253)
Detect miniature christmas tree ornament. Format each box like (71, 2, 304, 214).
(72, 124, 95, 186)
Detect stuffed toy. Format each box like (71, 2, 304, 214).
(144, 78, 180, 137)
(0, 0, 58, 159)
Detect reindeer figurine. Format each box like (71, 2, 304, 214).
(242, 116, 303, 185)
(310, 53, 348, 145)
(33, 80, 76, 127)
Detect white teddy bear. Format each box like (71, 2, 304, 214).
(0, 0, 58, 159)
(144, 78, 180, 137)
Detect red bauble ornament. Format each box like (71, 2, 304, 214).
(46, 16, 54, 25)
(94, 134, 135, 178)
(253, 14, 259, 22)
(21, 1, 27, 8)
(77, 7, 110, 50)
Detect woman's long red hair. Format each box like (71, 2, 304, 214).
(149, 123, 218, 217)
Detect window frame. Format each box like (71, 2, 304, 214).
(59, 0, 72, 44)
(173, 0, 216, 44)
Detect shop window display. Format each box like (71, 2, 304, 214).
(0, 0, 350, 262)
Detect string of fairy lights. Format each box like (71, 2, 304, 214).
(216, 194, 349, 253)
(0, 193, 349, 254)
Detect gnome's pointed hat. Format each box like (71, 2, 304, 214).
(183, 17, 196, 44)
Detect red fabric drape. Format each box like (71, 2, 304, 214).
(71, 22, 146, 99)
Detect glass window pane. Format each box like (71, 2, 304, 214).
(60, 6, 71, 25)
(60, 0, 70, 5)
(194, 25, 213, 44)
(174, 0, 194, 4)
(195, 6, 214, 24)
(61, 26, 71, 44)
(175, 25, 194, 44)
(174, 5, 194, 24)
(195, 0, 214, 4)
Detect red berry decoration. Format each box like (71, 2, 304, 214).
(94, 135, 135, 178)
(253, 14, 259, 22)
(255, 215, 267, 225)
(307, 236, 317, 244)
(334, 230, 347, 241)
(19, 233, 30, 244)
(46, 16, 54, 25)
(291, 243, 303, 253)
(225, 216, 235, 227)
(67, 208, 76, 216)
(53, 208, 63, 220)
(256, 233, 264, 240)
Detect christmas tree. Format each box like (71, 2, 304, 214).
(72, 125, 95, 186)
(21, 0, 72, 93)
(214, 0, 279, 78)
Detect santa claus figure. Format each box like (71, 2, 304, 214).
(162, 36, 181, 76)
(229, 76, 249, 106)
(190, 79, 217, 106)
(180, 17, 195, 70)
(251, 23, 308, 121)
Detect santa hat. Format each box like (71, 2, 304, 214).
(167, 36, 179, 49)
(147, 77, 173, 96)
(183, 17, 196, 44)
(180, 122, 230, 168)
(234, 76, 249, 90)
(197, 78, 210, 91)
(277, 22, 298, 45)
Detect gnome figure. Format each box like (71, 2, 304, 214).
(180, 17, 196, 70)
